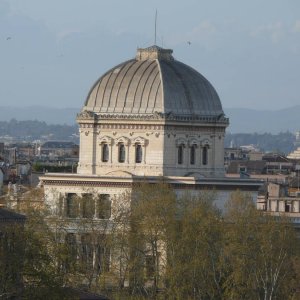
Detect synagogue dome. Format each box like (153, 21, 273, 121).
(83, 45, 224, 118)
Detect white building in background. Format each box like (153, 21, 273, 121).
(40, 46, 262, 270)
(287, 147, 300, 160)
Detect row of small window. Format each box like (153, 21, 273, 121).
(101, 143, 143, 163)
(65, 233, 110, 273)
(65, 233, 155, 277)
(62, 193, 111, 219)
(177, 145, 209, 165)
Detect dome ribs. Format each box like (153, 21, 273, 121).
(83, 59, 135, 112)
(106, 61, 133, 113)
(113, 61, 137, 113)
(159, 61, 184, 114)
(139, 62, 159, 113)
(131, 61, 156, 114)
(145, 70, 160, 114)
(167, 61, 194, 115)
(122, 60, 148, 113)
(83, 47, 224, 118)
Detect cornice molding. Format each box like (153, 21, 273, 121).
(77, 110, 229, 125)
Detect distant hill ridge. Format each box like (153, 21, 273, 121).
(0, 106, 79, 126)
(0, 105, 299, 133)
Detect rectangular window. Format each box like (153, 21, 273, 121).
(81, 193, 95, 218)
(101, 143, 109, 162)
(135, 144, 142, 163)
(178, 145, 184, 165)
(190, 145, 196, 165)
(80, 234, 93, 272)
(145, 255, 156, 278)
(97, 194, 111, 219)
(65, 233, 77, 270)
(96, 235, 110, 273)
(66, 193, 79, 218)
(202, 147, 208, 165)
(118, 144, 125, 163)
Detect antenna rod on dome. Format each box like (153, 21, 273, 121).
(154, 9, 157, 45)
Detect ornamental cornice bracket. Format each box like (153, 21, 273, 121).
(76, 110, 97, 121)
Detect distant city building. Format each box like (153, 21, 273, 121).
(37, 141, 79, 158)
(287, 147, 300, 160)
(257, 182, 300, 231)
(295, 131, 300, 147)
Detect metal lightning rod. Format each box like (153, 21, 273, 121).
(154, 9, 157, 45)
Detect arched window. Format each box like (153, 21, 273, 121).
(118, 143, 125, 163)
(135, 144, 142, 163)
(202, 146, 208, 165)
(178, 144, 184, 165)
(101, 143, 109, 162)
(190, 144, 196, 165)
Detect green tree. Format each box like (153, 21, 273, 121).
(223, 191, 298, 300)
(165, 192, 225, 299)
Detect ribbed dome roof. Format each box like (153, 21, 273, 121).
(83, 46, 224, 117)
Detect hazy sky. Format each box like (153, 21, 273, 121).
(0, 0, 299, 110)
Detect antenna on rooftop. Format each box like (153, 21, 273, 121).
(154, 9, 157, 45)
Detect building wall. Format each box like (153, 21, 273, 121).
(77, 119, 226, 178)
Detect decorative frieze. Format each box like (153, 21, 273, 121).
(77, 111, 229, 124)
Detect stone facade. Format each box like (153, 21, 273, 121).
(76, 113, 227, 178)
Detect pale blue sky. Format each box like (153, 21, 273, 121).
(0, 0, 300, 110)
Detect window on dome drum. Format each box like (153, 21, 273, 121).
(118, 143, 125, 163)
(135, 144, 142, 163)
(81, 193, 95, 218)
(97, 194, 111, 219)
(101, 143, 109, 162)
(190, 144, 196, 165)
(66, 193, 79, 218)
(202, 146, 208, 165)
(178, 144, 184, 165)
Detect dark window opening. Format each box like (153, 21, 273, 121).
(80, 234, 93, 272)
(202, 147, 208, 165)
(97, 194, 111, 219)
(65, 233, 77, 270)
(190, 145, 196, 165)
(118, 143, 125, 163)
(178, 144, 184, 165)
(66, 193, 79, 218)
(135, 144, 142, 163)
(101, 143, 109, 162)
(146, 255, 156, 278)
(96, 235, 110, 273)
(81, 193, 95, 218)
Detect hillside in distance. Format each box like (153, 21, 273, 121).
(224, 106, 300, 133)
(0, 105, 299, 133)
(0, 106, 79, 125)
